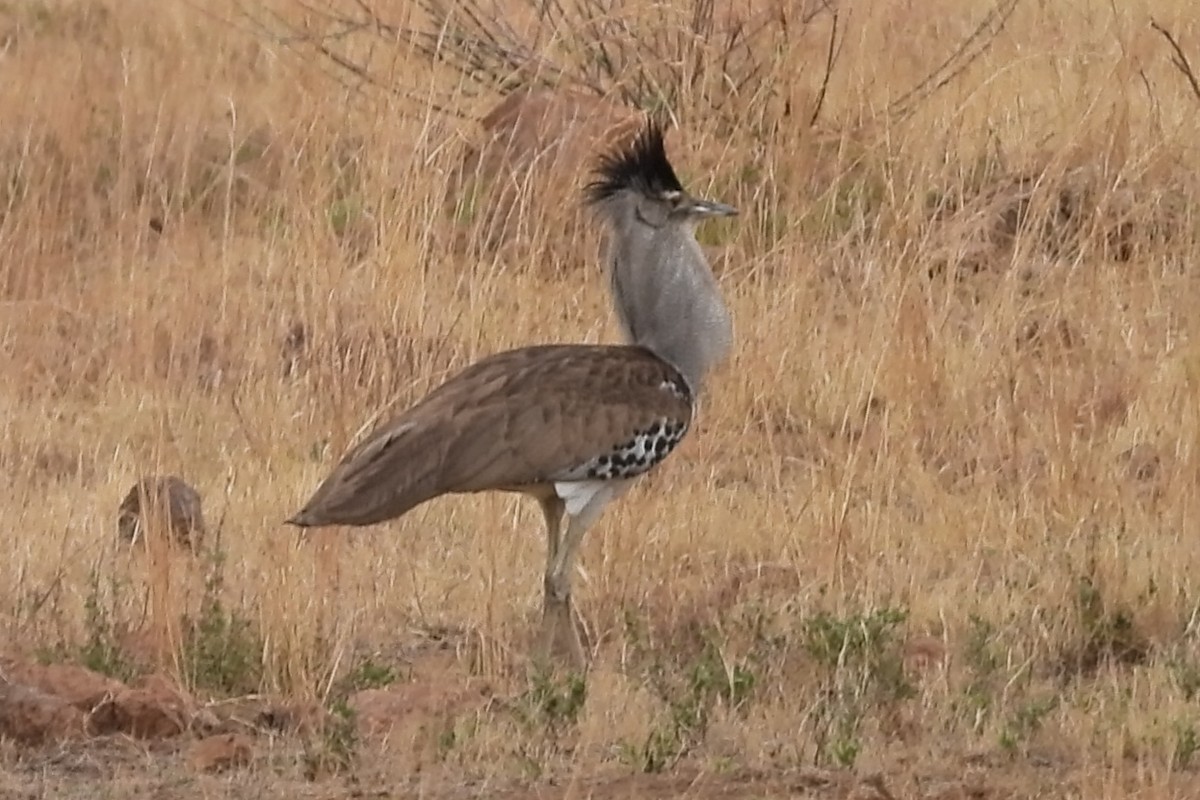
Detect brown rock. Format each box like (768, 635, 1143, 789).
(252, 700, 327, 735)
(87, 675, 189, 739)
(116, 474, 206, 551)
(452, 89, 649, 264)
(188, 733, 253, 772)
(0, 661, 124, 712)
(348, 680, 490, 739)
(465, 88, 643, 185)
(0, 679, 86, 744)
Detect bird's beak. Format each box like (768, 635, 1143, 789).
(688, 197, 739, 217)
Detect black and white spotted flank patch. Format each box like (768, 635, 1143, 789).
(556, 418, 690, 482)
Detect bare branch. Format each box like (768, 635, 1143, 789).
(801, 0, 839, 26)
(888, 0, 1022, 122)
(235, 0, 473, 118)
(232, 0, 1015, 138)
(809, 10, 840, 126)
(1151, 18, 1200, 103)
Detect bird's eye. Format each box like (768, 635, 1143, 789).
(660, 190, 682, 204)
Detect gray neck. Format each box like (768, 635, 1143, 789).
(600, 204, 733, 394)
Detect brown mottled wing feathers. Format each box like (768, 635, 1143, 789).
(288, 345, 692, 527)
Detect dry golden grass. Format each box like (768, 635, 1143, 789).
(3, 0, 1200, 796)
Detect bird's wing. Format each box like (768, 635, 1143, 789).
(288, 344, 693, 527)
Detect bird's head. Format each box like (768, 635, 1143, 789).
(585, 120, 737, 229)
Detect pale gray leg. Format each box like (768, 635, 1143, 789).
(539, 494, 563, 564)
(541, 486, 617, 670)
(535, 495, 566, 667)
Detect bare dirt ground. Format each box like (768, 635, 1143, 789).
(7, 642, 1192, 800)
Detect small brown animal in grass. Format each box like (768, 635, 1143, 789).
(117, 476, 207, 551)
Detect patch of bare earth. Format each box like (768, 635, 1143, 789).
(4, 641, 1198, 799)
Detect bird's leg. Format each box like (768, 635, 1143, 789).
(540, 486, 616, 670)
(539, 495, 562, 564)
(535, 495, 566, 668)
(542, 513, 588, 670)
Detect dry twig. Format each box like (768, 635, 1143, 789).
(1151, 19, 1200, 103)
(888, 0, 1022, 122)
(235, 0, 1022, 133)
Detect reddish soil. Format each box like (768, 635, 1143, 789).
(3, 648, 1198, 799)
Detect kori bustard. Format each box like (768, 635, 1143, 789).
(287, 121, 737, 668)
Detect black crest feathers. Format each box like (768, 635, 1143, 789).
(585, 120, 683, 204)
